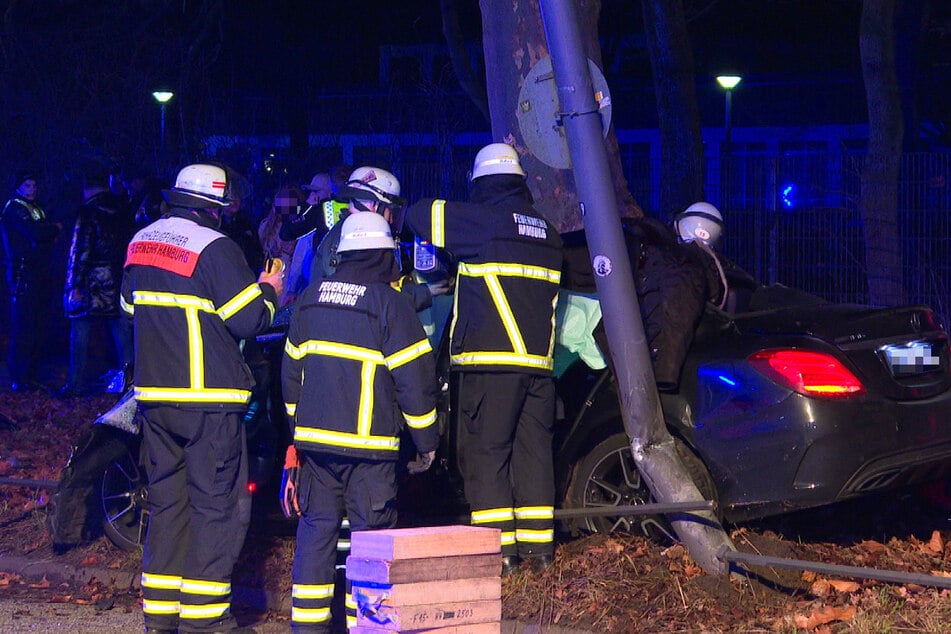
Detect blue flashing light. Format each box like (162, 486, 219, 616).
(781, 183, 796, 209)
(717, 374, 737, 387)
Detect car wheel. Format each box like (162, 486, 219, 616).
(100, 446, 149, 551)
(564, 431, 718, 542)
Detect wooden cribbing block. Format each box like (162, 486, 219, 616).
(352, 577, 501, 609)
(349, 622, 501, 634)
(346, 553, 502, 584)
(354, 598, 501, 631)
(350, 525, 501, 560)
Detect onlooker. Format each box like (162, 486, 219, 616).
(258, 185, 303, 302)
(404, 143, 563, 575)
(281, 172, 333, 304)
(0, 171, 61, 391)
(61, 168, 138, 396)
(122, 163, 284, 633)
(281, 211, 439, 633)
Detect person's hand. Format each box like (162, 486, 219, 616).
(407, 450, 436, 474)
(280, 445, 302, 518)
(425, 277, 452, 298)
(259, 257, 285, 297)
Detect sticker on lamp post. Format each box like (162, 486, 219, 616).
(593, 255, 613, 277)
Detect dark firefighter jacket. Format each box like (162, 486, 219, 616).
(281, 249, 439, 461)
(64, 191, 137, 318)
(404, 175, 563, 375)
(120, 207, 279, 408)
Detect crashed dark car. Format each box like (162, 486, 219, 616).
(549, 238, 951, 538)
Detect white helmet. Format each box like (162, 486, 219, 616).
(675, 202, 723, 245)
(339, 166, 401, 206)
(337, 211, 396, 253)
(163, 163, 231, 208)
(471, 143, 526, 180)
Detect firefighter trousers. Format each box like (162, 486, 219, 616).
(292, 454, 397, 634)
(455, 371, 556, 558)
(139, 406, 251, 633)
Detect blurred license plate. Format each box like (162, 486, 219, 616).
(880, 341, 941, 376)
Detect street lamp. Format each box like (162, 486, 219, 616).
(152, 91, 174, 169)
(715, 75, 742, 155)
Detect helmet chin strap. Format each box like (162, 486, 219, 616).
(352, 199, 374, 212)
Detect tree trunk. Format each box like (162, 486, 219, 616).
(478, 0, 640, 230)
(860, 0, 904, 307)
(641, 0, 704, 220)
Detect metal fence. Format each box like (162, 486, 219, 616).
(215, 132, 951, 328)
(615, 145, 951, 327)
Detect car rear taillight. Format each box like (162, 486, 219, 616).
(748, 349, 865, 398)
(247, 481, 257, 494)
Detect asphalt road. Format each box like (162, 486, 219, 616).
(0, 597, 290, 633)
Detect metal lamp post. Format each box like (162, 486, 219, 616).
(715, 75, 741, 155)
(152, 91, 174, 170)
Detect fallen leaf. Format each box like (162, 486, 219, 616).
(810, 579, 831, 597)
(80, 555, 99, 566)
(927, 530, 943, 554)
(802, 570, 818, 582)
(828, 580, 860, 593)
(48, 594, 71, 603)
(29, 576, 51, 589)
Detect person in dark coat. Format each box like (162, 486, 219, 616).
(403, 142, 563, 575)
(61, 170, 138, 395)
(281, 211, 439, 633)
(0, 171, 62, 391)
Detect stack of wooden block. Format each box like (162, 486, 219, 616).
(347, 525, 503, 634)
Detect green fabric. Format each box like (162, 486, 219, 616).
(553, 290, 606, 377)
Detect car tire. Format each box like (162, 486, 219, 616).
(563, 430, 719, 542)
(100, 445, 149, 552)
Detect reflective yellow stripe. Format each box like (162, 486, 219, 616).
(292, 584, 334, 599)
(347, 615, 358, 627)
(142, 599, 180, 615)
(451, 352, 554, 371)
(292, 606, 331, 623)
(120, 295, 134, 316)
(134, 387, 251, 404)
(357, 361, 376, 436)
(516, 528, 554, 543)
(403, 408, 437, 429)
(385, 339, 432, 370)
(181, 578, 231, 596)
(295, 426, 399, 451)
(515, 506, 554, 520)
(284, 339, 384, 364)
(131, 291, 216, 311)
(217, 283, 262, 320)
(186, 306, 204, 387)
(180, 603, 229, 619)
(285, 402, 297, 416)
(431, 200, 446, 247)
(471, 508, 514, 524)
(141, 572, 182, 590)
(484, 272, 526, 354)
(345, 594, 357, 610)
(501, 531, 516, 546)
(459, 262, 561, 284)
(336, 539, 351, 550)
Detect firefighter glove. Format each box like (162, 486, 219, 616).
(280, 445, 302, 518)
(406, 450, 436, 474)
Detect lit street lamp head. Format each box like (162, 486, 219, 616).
(716, 75, 742, 90)
(152, 91, 174, 104)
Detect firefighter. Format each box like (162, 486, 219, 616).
(403, 142, 563, 575)
(281, 210, 439, 633)
(121, 163, 284, 634)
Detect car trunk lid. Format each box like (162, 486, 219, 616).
(733, 303, 950, 400)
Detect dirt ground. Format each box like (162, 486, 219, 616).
(3, 390, 951, 633)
